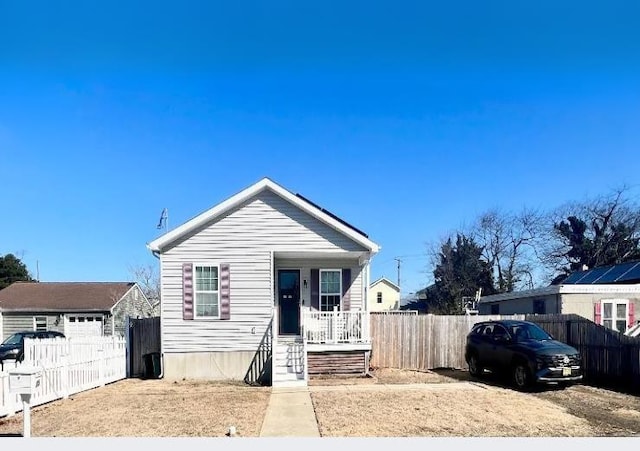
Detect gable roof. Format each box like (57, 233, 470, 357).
(0, 282, 136, 312)
(147, 177, 381, 253)
(370, 277, 400, 292)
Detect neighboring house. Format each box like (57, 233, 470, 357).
(0, 282, 153, 340)
(147, 177, 380, 387)
(368, 277, 400, 311)
(479, 262, 640, 334)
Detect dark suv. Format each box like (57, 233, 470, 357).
(0, 330, 65, 363)
(465, 320, 583, 391)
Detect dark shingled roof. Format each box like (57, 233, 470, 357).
(0, 282, 135, 312)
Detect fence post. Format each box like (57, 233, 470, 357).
(125, 316, 131, 378)
(2, 370, 16, 417)
(61, 352, 69, 399)
(98, 348, 105, 387)
(333, 307, 338, 344)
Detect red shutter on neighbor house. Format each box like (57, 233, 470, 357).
(628, 302, 635, 328)
(219, 264, 231, 320)
(594, 301, 602, 325)
(182, 263, 194, 320)
(342, 268, 351, 311)
(311, 269, 319, 310)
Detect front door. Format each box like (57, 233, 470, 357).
(278, 270, 301, 335)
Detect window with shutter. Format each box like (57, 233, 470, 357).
(194, 265, 220, 318)
(320, 269, 342, 311)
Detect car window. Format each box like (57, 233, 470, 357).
(2, 334, 23, 345)
(471, 325, 485, 335)
(492, 325, 509, 338)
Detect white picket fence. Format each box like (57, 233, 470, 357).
(0, 336, 126, 417)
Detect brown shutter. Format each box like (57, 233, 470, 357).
(182, 263, 194, 320)
(219, 264, 231, 320)
(594, 301, 602, 325)
(311, 269, 319, 310)
(342, 268, 351, 311)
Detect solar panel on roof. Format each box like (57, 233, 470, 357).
(594, 261, 639, 283)
(615, 261, 640, 283)
(578, 266, 612, 284)
(562, 271, 587, 284)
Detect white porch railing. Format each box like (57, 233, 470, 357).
(0, 336, 126, 418)
(302, 310, 370, 344)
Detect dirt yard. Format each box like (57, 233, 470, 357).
(0, 379, 270, 437)
(310, 368, 640, 437)
(1, 369, 639, 437)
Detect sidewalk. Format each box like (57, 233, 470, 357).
(259, 387, 320, 437)
(259, 381, 484, 437)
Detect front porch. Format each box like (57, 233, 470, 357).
(271, 309, 371, 387)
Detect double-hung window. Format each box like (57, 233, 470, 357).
(602, 299, 628, 333)
(34, 316, 47, 331)
(195, 265, 220, 318)
(320, 269, 342, 311)
(377, 292, 383, 304)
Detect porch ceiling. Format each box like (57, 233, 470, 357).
(273, 251, 369, 261)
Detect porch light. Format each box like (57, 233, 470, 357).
(303, 279, 308, 288)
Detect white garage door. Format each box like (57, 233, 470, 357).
(65, 315, 104, 338)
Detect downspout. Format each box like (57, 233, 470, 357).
(150, 248, 164, 379)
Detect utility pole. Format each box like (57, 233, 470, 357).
(394, 257, 401, 292)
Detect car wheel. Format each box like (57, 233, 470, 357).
(468, 354, 484, 378)
(513, 363, 532, 391)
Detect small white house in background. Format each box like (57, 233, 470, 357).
(0, 282, 153, 340)
(368, 277, 400, 311)
(147, 177, 380, 387)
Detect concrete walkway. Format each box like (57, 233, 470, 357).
(259, 387, 321, 437)
(259, 381, 484, 437)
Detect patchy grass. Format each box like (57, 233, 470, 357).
(0, 379, 270, 437)
(311, 384, 594, 437)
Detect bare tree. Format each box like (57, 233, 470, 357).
(540, 186, 640, 281)
(471, 207, 544, 292)
(128, 263, 161, 314)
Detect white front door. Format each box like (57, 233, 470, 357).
(64, 314, 104, 338)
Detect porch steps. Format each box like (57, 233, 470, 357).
(272, 338, 307, 387)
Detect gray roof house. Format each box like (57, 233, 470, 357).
(147, 177, 380, 387)
(0, 282, 154, 340)
(479, 262, 640, 334)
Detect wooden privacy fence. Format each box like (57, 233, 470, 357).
(0, 336, 126, 418)
(370, 314, 525, 370)
(524, 314, 640, 391)
(127, 316, 161, 378)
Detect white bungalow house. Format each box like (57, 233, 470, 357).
(147, 177, 380, 387)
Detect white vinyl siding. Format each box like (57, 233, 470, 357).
(161, 189, 369, 353)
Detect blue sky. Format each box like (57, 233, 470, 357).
(1, 1, 640, 296)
